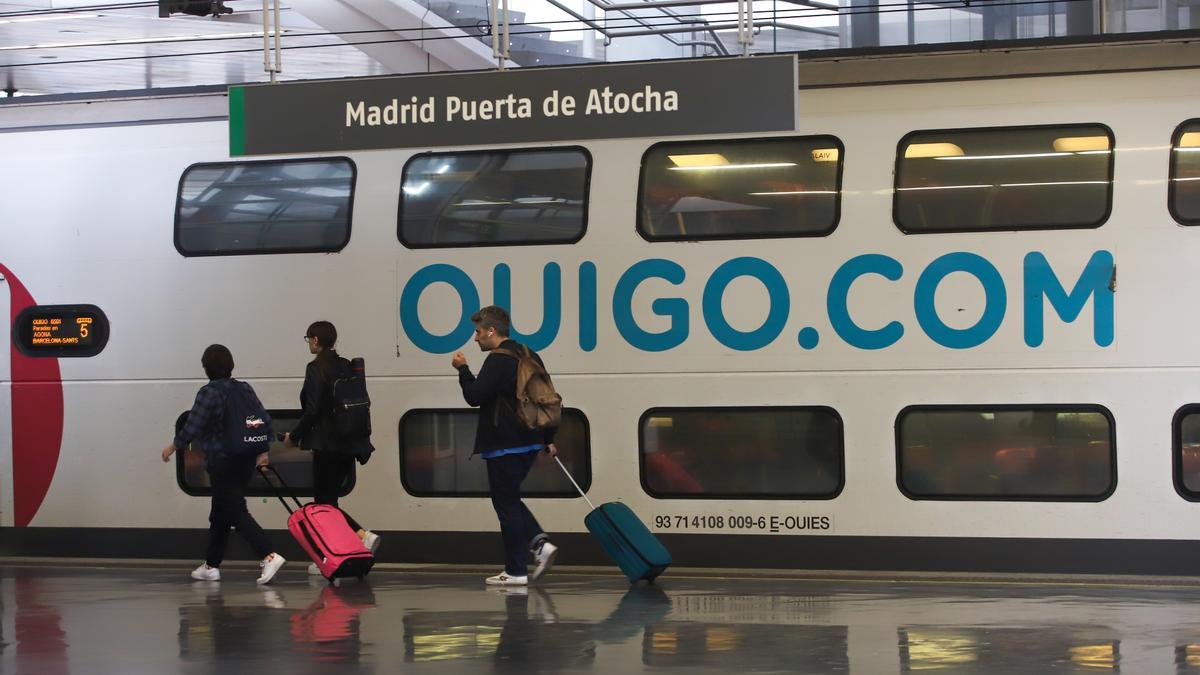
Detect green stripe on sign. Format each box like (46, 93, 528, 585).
(228, 86, 245, 157)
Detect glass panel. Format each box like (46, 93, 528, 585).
(640, 408, 843, 498)
(639, 137, 842, 240)
(1171, 120, 1200, 225)
(401, 409, 590, 496)
(898, 407, 1114, 499)
(895, 125, 1113, 232)
(175, 410, 347, 497)
(1176, 407, 1200, 497)
(399, 148, 589, 247)
(176, 158, 354, 255)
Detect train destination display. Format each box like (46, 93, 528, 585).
(13, 304, 109, 357)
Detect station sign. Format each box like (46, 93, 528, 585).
(230, 55, 797, 156)
(13, 304, 109, 358)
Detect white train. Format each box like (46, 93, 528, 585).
(2, 37, 1199, 574)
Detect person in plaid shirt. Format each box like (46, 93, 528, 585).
(161, 344, 286, 584)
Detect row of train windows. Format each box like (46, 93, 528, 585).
(175, 120, 1200, 256)
(177, 404, 1200, 503)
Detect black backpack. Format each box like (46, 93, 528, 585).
(216, 379, 272, 456)
(329, 357, 371, 440)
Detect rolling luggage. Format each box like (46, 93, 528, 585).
(554, 456, 671, 583)
(259, 466, 374, 581)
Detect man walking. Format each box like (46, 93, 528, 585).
(452, 305, 559, 586)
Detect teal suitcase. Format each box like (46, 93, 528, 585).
(557, 457, 672, 583)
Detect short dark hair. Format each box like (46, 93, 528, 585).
(306, 320, 338, 349)
(201, 344, 234, 380)
(471, 305, 510, 337)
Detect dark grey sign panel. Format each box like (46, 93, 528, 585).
(230, 56, 796, 155)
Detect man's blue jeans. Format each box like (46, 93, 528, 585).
(486, 450, 548, 576)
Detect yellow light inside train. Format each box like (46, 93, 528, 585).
(811, 148, 839, 162)
(1068, 643, 1115, 669)
(704, 627, 739, 652)
(904, 143, 964, 159)
(1053, 136, 1111, 152)
(905, 630, 978, 668)
(1185, 644, 1200, 666)
(669, 153, 729, 167)
(650, 629, 678, 654)
(1178, 132, 1200, 148)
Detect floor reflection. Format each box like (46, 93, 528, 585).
(4, 565, 1200, 673)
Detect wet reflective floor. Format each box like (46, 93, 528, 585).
(4, 563, 1200, 674)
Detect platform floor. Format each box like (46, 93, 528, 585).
(3, 561, 1200, 674)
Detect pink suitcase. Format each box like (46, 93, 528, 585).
(261, 467, 374, 581)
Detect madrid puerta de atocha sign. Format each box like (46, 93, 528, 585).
(229, 56, 797, 155)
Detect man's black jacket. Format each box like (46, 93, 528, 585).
(457, 339, 557, 455)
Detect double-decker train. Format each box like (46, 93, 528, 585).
(3, 36, 1199, 574)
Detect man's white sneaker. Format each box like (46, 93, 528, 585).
(191, 564, 220, 581)
(362, 531, 381, 555)
(256, 553, 285, 585)
(485, 572, 528, 586)
(307, 563, 323, 576)
(530, 542, 558, 581)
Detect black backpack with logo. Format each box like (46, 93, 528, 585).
(329, 357, 372, 442)
(216, 379, 272, 457)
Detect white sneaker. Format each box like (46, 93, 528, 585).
(307, 563, 323, 576)
(530, 542, 558, 581)
(191, 564, 220, 581)
(362, 531, 381, 555)
(256, 553, 285, 585)
(485, 572, 528, 586)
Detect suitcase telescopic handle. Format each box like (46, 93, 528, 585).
(257, 465, 304, 514)
(553, 455, 596, 510)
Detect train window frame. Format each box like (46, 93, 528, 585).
(173, 156, 357, 257)
(892, 123, 1116, 234)
(397, 146, 593, 249)
(398, 407, 592, 498)
(1172, 404, 1200, 501)
(173, 409, 354, 498)
(637, 405, 846, 500)
(12, 304, 110, 358)
(895, 404, 1117, 502)
(1169, 119, 1200, 226)
(636, 135, 845, 243)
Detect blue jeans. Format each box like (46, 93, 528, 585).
(486, 450, 548, 576)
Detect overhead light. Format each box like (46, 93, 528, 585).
(748, 190, 838, 195)
(904, 143, 964, 159)
(998, 180, 1109, 187)
(811, 148, 839, 162)
(668, 162, 796, 172)
(897, 184, 990, 191)
(1177, 132, 1200, 149)
(403, 182, 430, 196)
(0, 13, 99, 25)
(936, 152, 1070, 161)
(1053, 136, 1110, 152)
(668, 153, 729, 167)
(0, 30, 267, 52)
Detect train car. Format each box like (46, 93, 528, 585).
(2, 36, 1199, 575)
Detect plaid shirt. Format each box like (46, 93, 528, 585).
(173, 381, 226, 454)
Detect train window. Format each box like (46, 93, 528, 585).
(12, 304, 109, 358)
(1170, 120, 1200, 225)
(174, 409, 352, 497)
(895, 124, 1114, 233)
(1172, 405, 1200, 500)
(175, 158, 355, 256)
(400, 408, 591, 496)
(897, 405, 1115, 500)
(398, 147, 590, 248)
(639, 407, 844, 499)
(638, 136, 843, 241)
